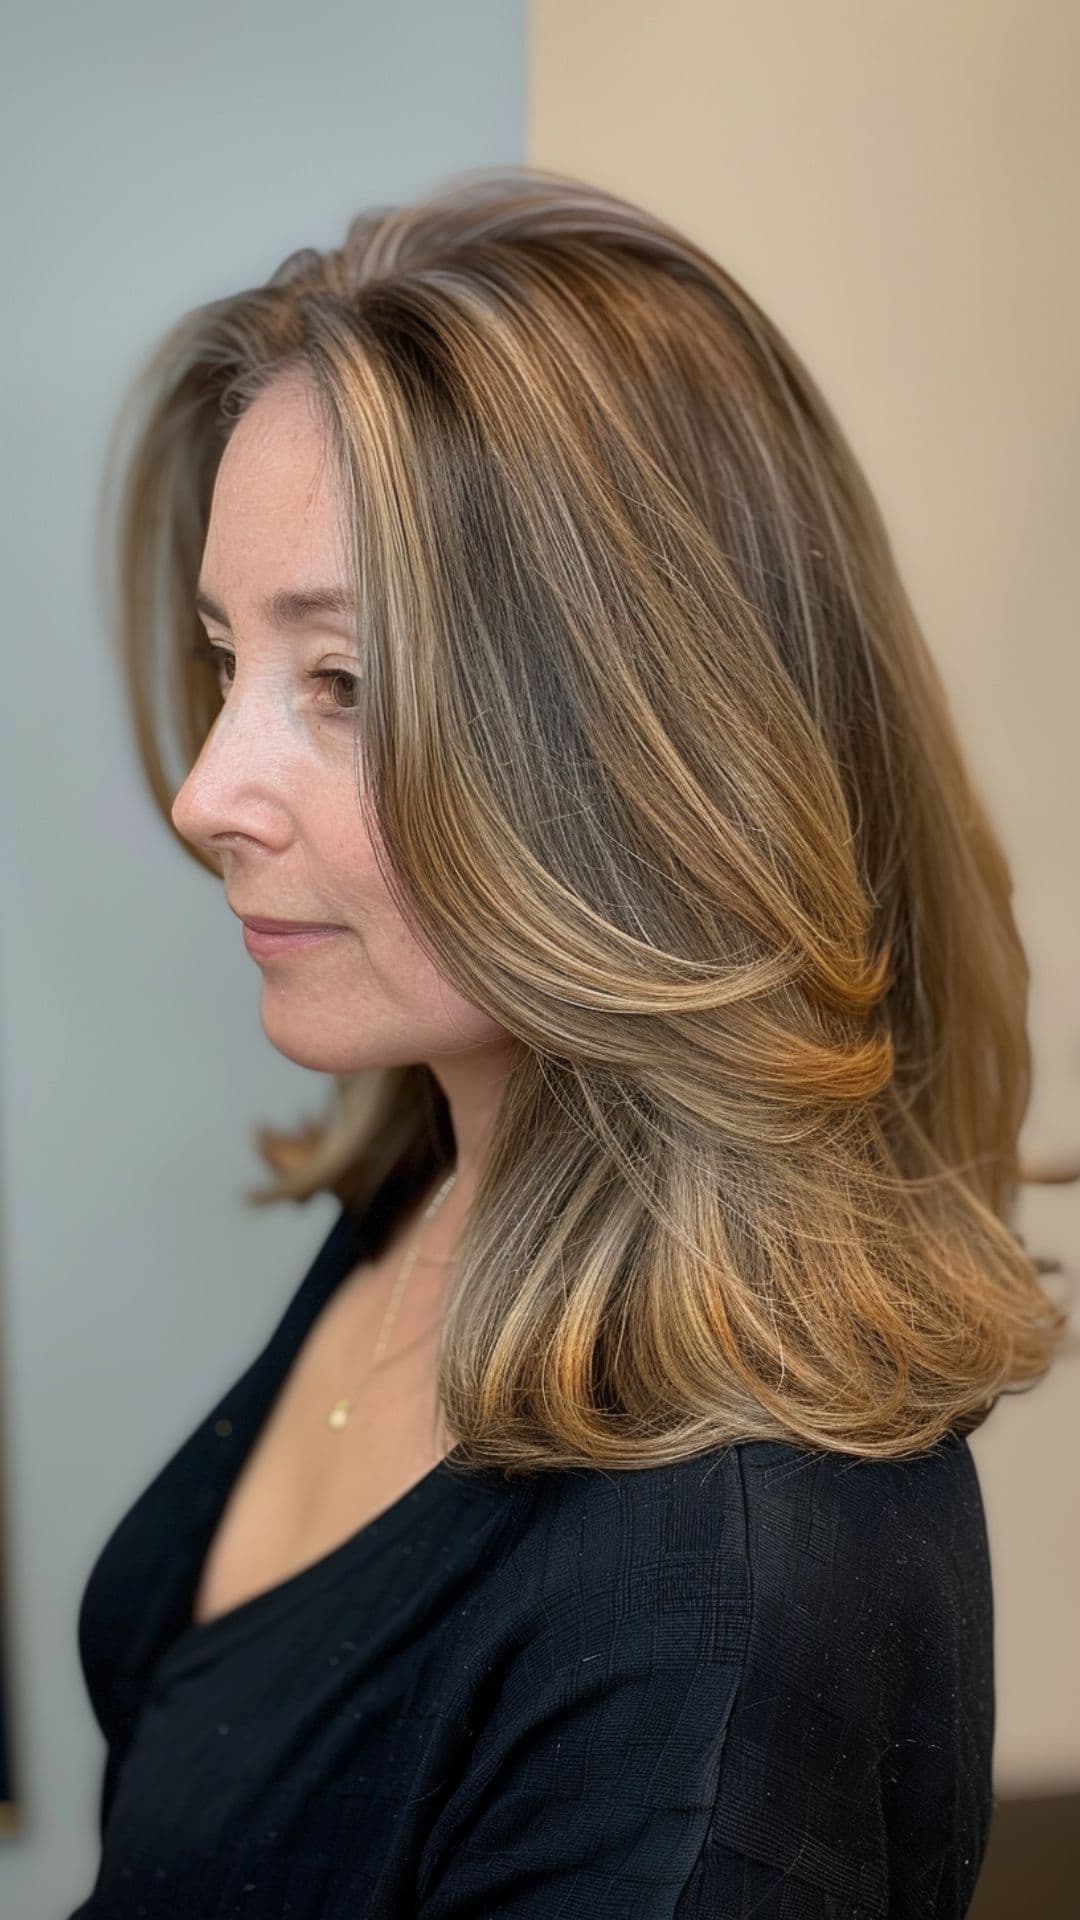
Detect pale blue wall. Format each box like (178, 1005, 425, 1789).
(0, 3, 526, 1912)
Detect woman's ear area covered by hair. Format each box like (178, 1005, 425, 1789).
(100, 163, 1074, 1464)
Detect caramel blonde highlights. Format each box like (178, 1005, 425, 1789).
(99, 165, 1073, 1468)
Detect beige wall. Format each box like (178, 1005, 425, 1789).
(530, 0, 1079, 1794)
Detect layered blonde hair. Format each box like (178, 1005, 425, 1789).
(99, 164, 1072, 1468)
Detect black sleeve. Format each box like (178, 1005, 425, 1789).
(413, 1557, 810, 1919)
(415, 1438, 994, 1918)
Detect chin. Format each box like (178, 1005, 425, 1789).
(258, 997, 406, 1077)
(257, 1001, 349, 1075)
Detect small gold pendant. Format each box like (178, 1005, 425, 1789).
(328, 1399, 350, 1431)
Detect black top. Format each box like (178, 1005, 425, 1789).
(70, 1177, 996, 1919)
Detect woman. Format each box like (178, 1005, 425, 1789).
(71, 165, 1070, 1918)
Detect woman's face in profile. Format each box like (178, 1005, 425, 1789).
(171, 371, 505, 1076)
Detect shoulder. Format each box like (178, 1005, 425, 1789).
(700, 1435, 993, 1914)
(419, 1436, 993, 1916)
(457, 1430, 994, 1756)
(489, 1429, 990, 1629)
(502, 1430, 995, 1845)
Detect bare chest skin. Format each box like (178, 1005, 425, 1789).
(190, 1221, 455, 1628)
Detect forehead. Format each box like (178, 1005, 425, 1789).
(202, 375, 348, 598)
(211, 376, 332, 515)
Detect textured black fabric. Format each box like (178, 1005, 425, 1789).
(70, 1185, 995, 1918)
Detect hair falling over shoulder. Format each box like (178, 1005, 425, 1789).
(98, 164, 1076, 1468)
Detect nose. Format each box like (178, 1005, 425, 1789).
(170, 695, 293, 858)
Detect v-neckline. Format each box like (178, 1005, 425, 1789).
(176, 1451, 463, 1651)
(161, 1181, 503, 1659)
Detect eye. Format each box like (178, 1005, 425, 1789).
(190, 640, 361, 720)
(309, 666, 362, 714)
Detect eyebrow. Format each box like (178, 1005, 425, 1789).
(195, 584, 359, 630)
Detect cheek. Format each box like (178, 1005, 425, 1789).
(320, 786, 385, 888)
(344, 859, 503, 1038)
(320, 798, 503, 1041)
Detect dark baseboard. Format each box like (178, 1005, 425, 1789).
(967, 1790, 1079, 1918)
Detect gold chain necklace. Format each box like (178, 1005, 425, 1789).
(326, 1168, 459, 1431)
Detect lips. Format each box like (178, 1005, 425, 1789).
(236, 913, 342, 933)
(241, 920, 343, 959)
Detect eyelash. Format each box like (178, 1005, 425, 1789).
(190, 639, 361, 719)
